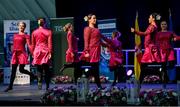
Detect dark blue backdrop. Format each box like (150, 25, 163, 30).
(56, 0, 180, 49)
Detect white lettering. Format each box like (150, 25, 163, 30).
(98, 23, 116, 29)
(54, 26, 63, 32)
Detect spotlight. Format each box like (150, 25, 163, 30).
(127, 69, 133, 76)
(81, 66, 91, 71)
(159, 68, 162, 72)
(80, 66, 92, 76)
(85, 68, 89, 72)
(126, 69, 134, 80)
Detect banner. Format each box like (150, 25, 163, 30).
(98, 19, 117, 80)
(50, 17, 74, 76)
(3, 20, 30, 84)
(0, 32, 4, 69)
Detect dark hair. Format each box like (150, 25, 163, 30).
(18, 21, 26, 28)
(84, 13, 96, 22)
(150, 13, 161, 31)
(150, 13, 161, 22)
(37, 18, 45, 26)
(160, 20, 168, 24)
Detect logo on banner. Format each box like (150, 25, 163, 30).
(54, 25, 64, 32)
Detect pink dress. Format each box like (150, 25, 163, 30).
(135, 24, 161, 63)
(156, 31, 175, 62)
(66, 31, 79, 63)
(80, 27, 102, 63)
(11, 34, 31, 64)
(31, 27, 52, 65)
(102, 37, 123, 67)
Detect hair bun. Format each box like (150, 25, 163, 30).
(63, 26, 67, 32)
(63, 23, 72, 32)
(156, 14, 161, 20)
(84, 16, 88, 21)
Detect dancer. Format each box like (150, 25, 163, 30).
(59, 23, 81, 83)
(131, 13, 161, 83)
(4, 21, 36, 92)
(80, 14, 102, 89)
(156, 20, 180, 84)
(102, 31, 124, 86)
(64, 23, 79, 63)
(31, 18, 52, 90)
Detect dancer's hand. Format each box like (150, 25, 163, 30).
(85, 53, 90, 58)
(131, 28, 135, 33)
(48, 53, 51, 59)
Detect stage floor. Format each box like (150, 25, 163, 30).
(0, 82, 178, 106)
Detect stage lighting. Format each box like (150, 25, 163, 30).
(127, 69, 133, 76)
(126, 69, 134, 80)
(80, 65, 92, 76)
(81, 66, 91, 71)
(85, 68, 89, 72)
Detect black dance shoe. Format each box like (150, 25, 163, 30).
(4, 87, 13, 92)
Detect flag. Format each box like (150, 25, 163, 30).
(134, 11, 142, 80)
(168, 8, 173, 31)
(167, 8, 176, 82)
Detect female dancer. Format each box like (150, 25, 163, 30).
(31, 18, 52, 90)
(4, 21, 36, 92)
(59, 23, 80, 83)
(156, 20, 180, 84)
(102, 31, 124, 86)
(131, 13, 161, 83)
(64, 23, 79, 63)
(80, 14, 102, 89)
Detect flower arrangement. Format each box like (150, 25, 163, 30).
(40, 85, 76, 105)
(139, 89, 178, 106)
(143, 75, 161, 84)
(88, 76, 95, 83)
(41, 86, 127, 106)
(51, 75, 72, 84)
(100, 75, 109, 83)
(86, 86, 127, 105)
(89, 75, 109, 83)
(40, 85, 178, 106)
